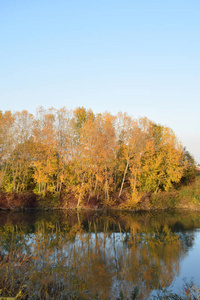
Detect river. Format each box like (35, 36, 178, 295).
(0, 209, 200, 299)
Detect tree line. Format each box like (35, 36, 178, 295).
(0, 107, 196, 208)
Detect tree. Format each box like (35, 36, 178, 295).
(32, 107, 58, 196)
(4, 110, 34, 192)
(115, 114, 149, 199)
(54, 107, 74, 198)
(72, 112, 117, 206)
(0, 111, 15, 189)
(139, 124, 185, 193)
(180, 147, 196, 185)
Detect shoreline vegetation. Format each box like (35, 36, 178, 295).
(0, 106, 199, 211)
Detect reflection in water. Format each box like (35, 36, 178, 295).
(0, 210, 199, 299)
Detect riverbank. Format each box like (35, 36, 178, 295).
(1, 174, 200, 212)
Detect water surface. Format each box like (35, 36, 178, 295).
(1, 209, 200, 299)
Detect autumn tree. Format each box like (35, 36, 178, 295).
(72, 112, 117, 207)
(115, 114, 150, 202)
(6, 111, 35, 192)
(139, 123, 185, 193)
(32, 107, 58, 196)
(0, 111, 15, 189)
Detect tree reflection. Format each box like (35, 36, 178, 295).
(0, 210, 199, 299)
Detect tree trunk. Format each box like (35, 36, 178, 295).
(155, 179, 160, 194)
(119, 160, 129, 197)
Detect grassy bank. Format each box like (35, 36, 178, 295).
(148, 173, 200, 211)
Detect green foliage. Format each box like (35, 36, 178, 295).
(177, 174, 200, 207)
(180, 148, 197, 185)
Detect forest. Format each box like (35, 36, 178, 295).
(0, 106, 197, 210)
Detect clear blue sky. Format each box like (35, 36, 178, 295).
(0, 0, 199, 162)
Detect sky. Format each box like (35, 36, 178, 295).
(0, 0, 199, 162)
